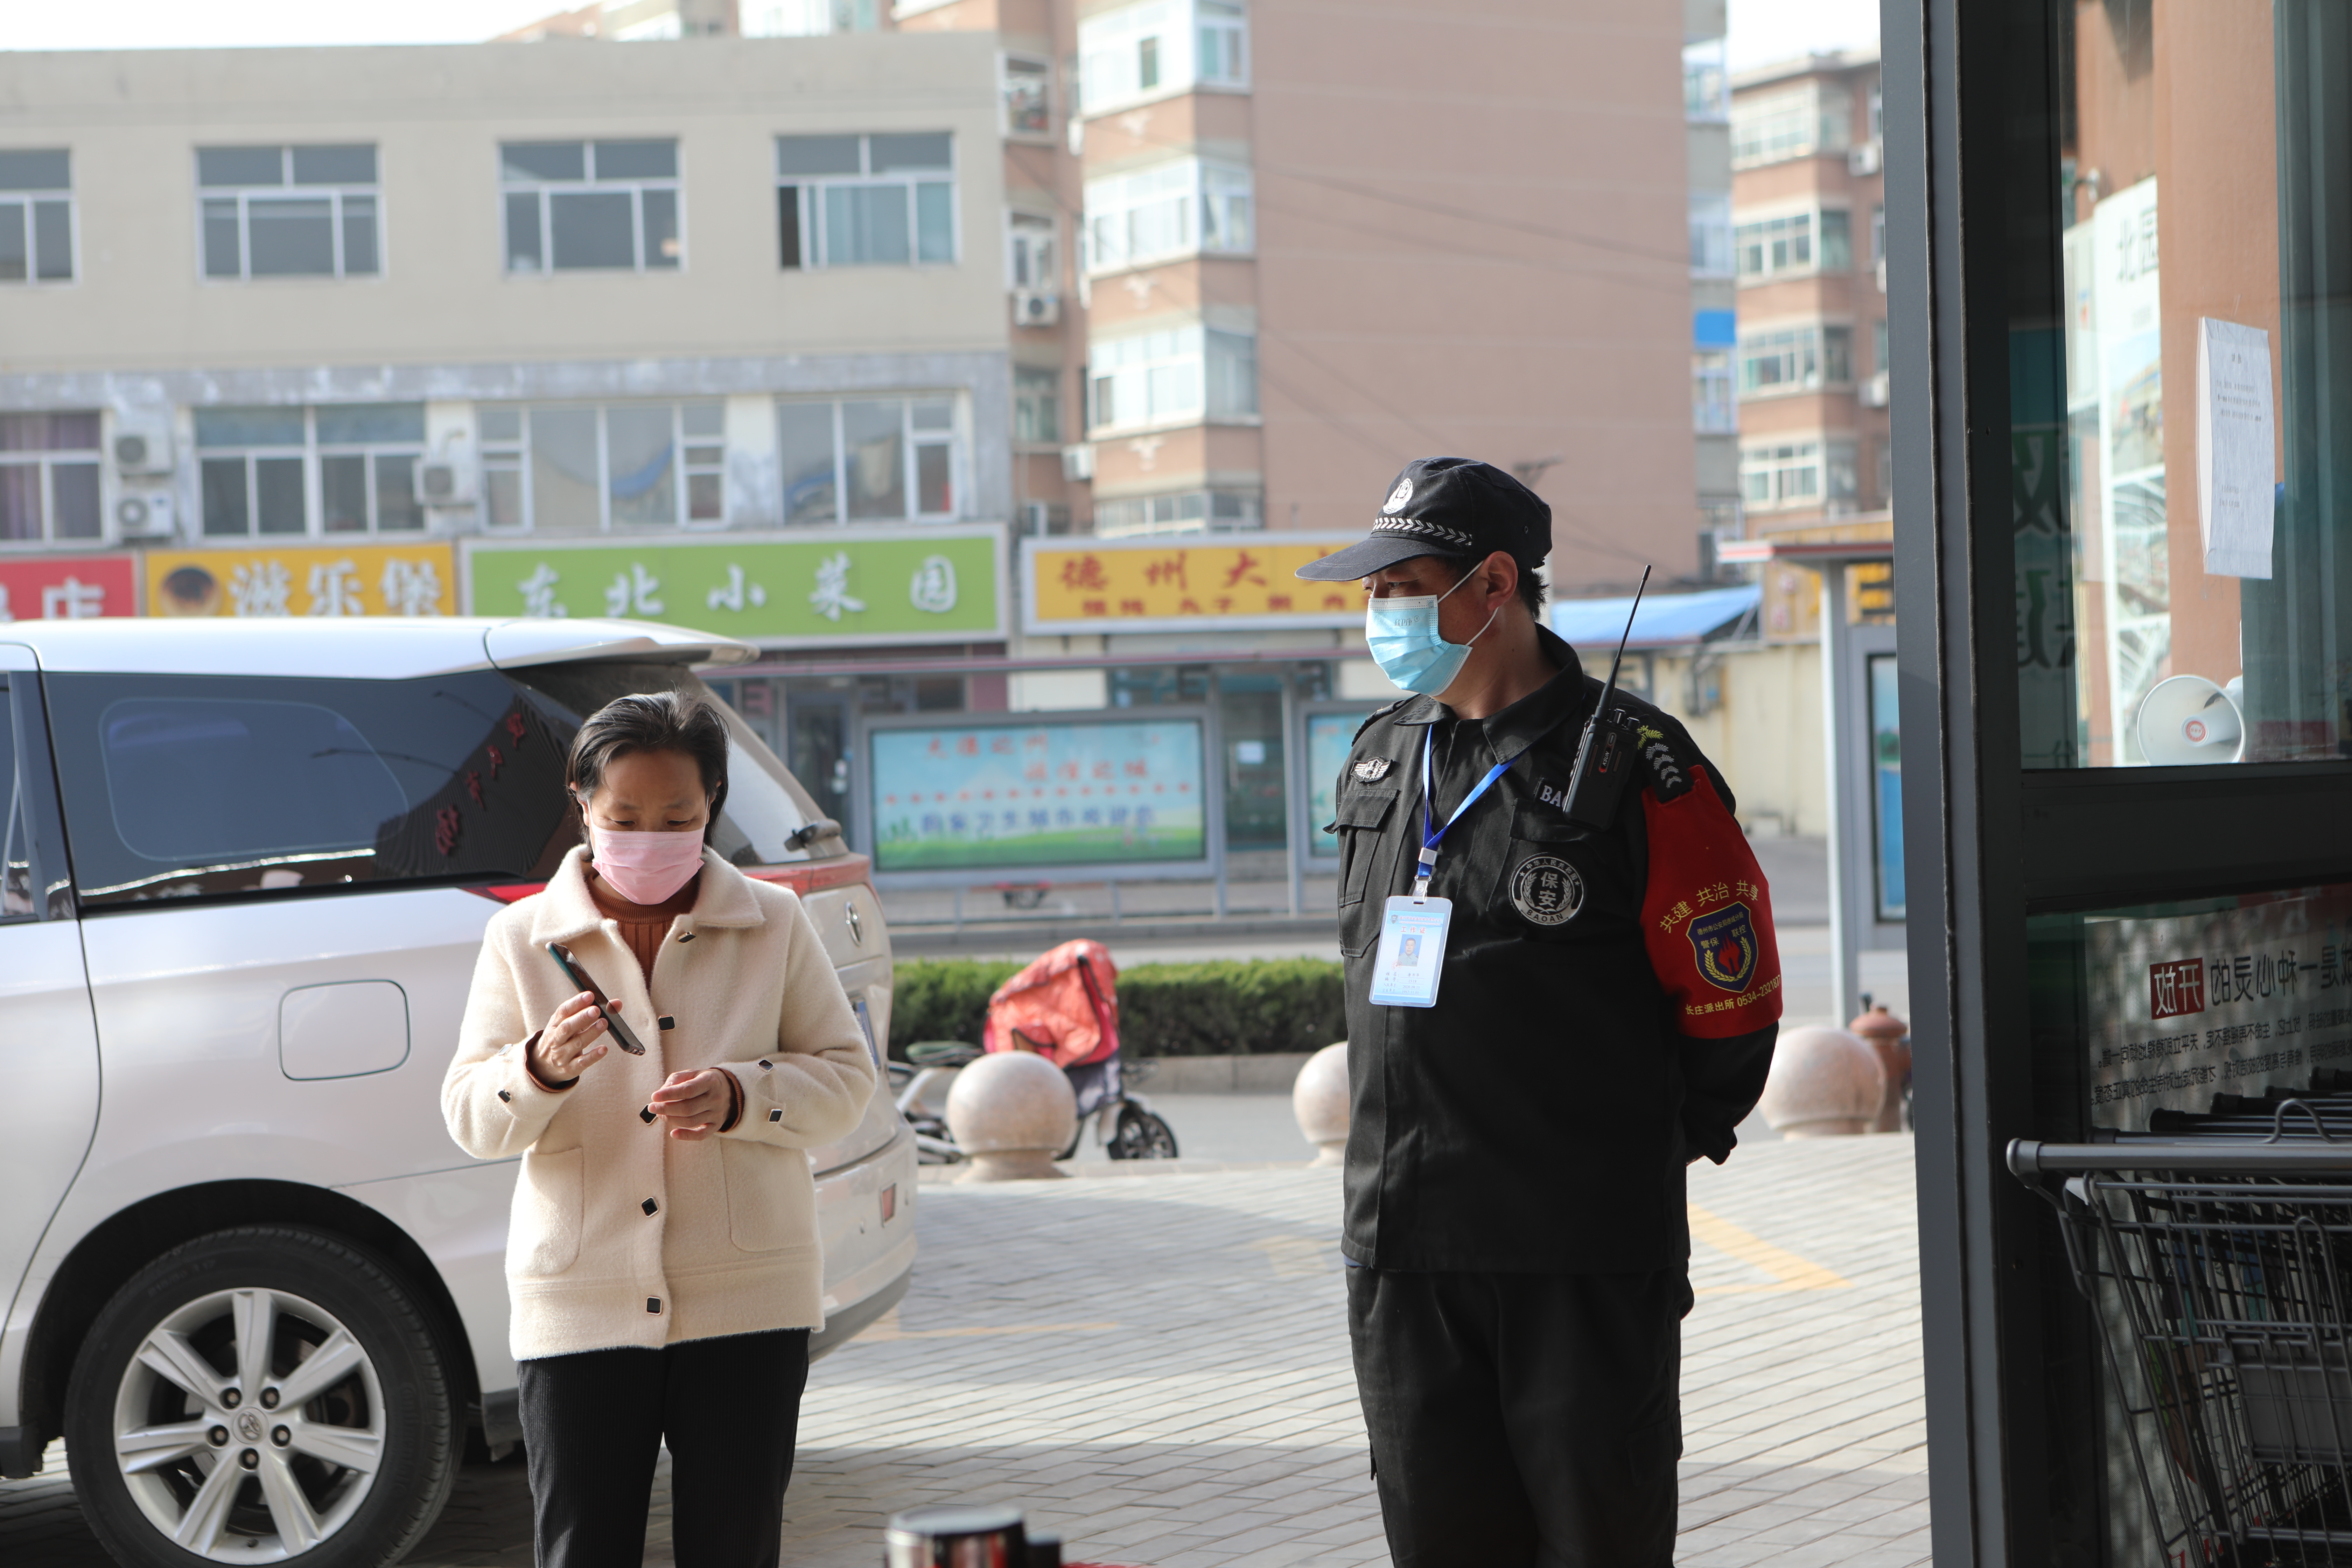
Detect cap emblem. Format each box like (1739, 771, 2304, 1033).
(1385, 477, 1415, 511)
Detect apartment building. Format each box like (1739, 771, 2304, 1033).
(1685, 0, 1738, 567)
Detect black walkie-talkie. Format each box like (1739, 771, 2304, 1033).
(1560, 565, 1652, 830)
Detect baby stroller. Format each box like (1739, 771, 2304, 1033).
(892, 940, 1178, 1162)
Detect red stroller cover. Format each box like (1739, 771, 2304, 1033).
(983, 939, 1120, 1068)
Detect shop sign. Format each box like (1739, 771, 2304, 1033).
(2088, 884, 2352, 1129)
(866, 716, 1206, 874)
(1021, 536, 1363, 634)
(463, 528, 1005, 646)
(0, 554, 138, 620)
(146, 543, 457, 617)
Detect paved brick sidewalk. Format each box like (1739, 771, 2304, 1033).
(0, 1135, 1926, 1567)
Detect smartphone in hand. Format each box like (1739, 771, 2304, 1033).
(546, 941, 649, 1056)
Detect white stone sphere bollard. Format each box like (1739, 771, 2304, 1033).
(1293, 1042, 1350, 1167)
(945, 1051, 1078, 1182)
(1757, 1026, 1886, 1138)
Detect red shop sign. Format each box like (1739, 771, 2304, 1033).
(0, 554, 138, 621)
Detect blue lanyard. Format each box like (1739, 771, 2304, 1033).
(1416, 727, 1514, 896)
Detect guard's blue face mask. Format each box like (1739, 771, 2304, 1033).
(1364, 567, 1502, 696)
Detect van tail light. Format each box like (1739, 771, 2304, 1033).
(461, 853, 871, 905)
(465, 883, 545, 904)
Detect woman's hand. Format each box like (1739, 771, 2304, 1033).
(529, 992, 612, 1086)
(650, 1068, 735, 1140)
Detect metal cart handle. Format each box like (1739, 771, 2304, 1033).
(2008, 1138, 2352, 1177)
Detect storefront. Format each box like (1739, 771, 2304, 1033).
(1893, 0, 2352, 1559)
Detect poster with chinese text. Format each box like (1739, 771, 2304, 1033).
(0, 554, 138, 620)
(145, 544, 456, 617)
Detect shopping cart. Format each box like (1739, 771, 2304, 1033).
(2011, 1108, 2352, 1566)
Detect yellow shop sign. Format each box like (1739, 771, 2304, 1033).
(1020, 536, 1363, 634)
(146, 543, 458, 618)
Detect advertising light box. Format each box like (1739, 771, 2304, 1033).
(866, 716, 1206, 876)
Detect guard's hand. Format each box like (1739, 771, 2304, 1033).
(530, 993, 611, 1085)
(651, 1068, 733, 1140)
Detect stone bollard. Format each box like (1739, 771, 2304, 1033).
(1293, 1042, 1349, 1167)
(944, 1051, 1078, 1182)
(1846, 1005, 1912, 1133)
(1756, 1027, 1885, 1138)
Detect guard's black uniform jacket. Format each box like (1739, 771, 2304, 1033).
(1331, 626, 1781, 1275)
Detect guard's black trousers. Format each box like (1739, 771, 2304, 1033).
(516, 1328, 810, 1568)
(1347, 1267, 1688, 1568)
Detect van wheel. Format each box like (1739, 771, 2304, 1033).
(63, 1227, 457, 1568)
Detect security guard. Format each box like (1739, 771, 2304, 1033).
(1297, 457, 1782, 1568)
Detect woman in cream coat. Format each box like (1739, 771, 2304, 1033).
(443, 691, 874, 1568)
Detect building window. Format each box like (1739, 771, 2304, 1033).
(1009, 212, 1057, 290)
(1003, 55, 1052, 137)
(1085, 159, 1252, 274)
(1689, 192, 1732, 276)
(775, 397, 961, 525)
(198, 145, 379, 280)
(744, 0, 881, 33)
(501, 140, 680, 274)
(777, 133, 955, 270)
(1872, 435, 1892, 507)
(1731, 82, 1851, 168)
(1739, 325, 1853, 395)
(1871, 202, 1886, 266)
(1090, 325, 1256, 432)
(1080, 1, 1247, 116)
(1094, 489, 1261, 537)
(1015, 368, 1062, 444)
(478, 402, 725, 532)
(1735, 208, 1850, 279)
(1740, 439, 1857, 509)
(0, 151, 74, 285)
(0, 413, 101, 543)
(1693, 353, 1736, 434)
(196, 405, 426, 538)
(1873, 316, 1890, 374)
(1683, 38, 1729, 122)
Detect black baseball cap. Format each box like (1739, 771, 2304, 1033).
(1294, 456, 1553, 582)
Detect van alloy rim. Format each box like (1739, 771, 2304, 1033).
(110, 1286, 385, 1562)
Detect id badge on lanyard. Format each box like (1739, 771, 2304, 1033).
(1368, 728, 1514, 1009)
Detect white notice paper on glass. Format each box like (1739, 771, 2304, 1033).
(2198, 317, 2276, 579)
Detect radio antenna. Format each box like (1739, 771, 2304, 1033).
(1559, 564, 1652, 830)
(1597, 565, 1652, 711)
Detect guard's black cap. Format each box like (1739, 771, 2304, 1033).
(1294, 457, 1553, 581)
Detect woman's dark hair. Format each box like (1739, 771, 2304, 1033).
(566, 691, 731, 833)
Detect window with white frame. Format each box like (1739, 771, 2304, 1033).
(743, 0, 881, 33)
(1740, 438, 1857, 508)
(1090, 325, 1256, 432)
(1735, 208, 1849, 279)
(1015, 367, 1062, 444)
(1692, 354, 1735, 434)
(1003, 55, 1052, 138)
(198, 145, 379, 280)
(501, 141, 680, 274)
(0, 151, 74, 285)
(1873, 316, 1889, 375)
(1085, 160, 1251, 274)
(1080, 1, 1247, 116)
(1094, 489, 1260, 537)
(1730, 82, 1850, 168)
(1009, 212, 1057, 292)
(0, 413, 100, 543)
(1871, 202, 1885, 266)
(1739, 324, 1852, 395)
(196, 405, 426, 538)
(1689, 192, 1732, 276)
(777, 133, 955, 269)
(1683, 38, 1728, 122)
(775, 398, 960, 524)
(477, 403, 724, 532)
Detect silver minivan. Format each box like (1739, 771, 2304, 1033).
(0, 617, 915, 1568)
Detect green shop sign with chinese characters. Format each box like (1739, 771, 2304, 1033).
(461, 527, 1006, 647)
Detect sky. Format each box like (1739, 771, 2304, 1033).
(1, 0, 1881, 57)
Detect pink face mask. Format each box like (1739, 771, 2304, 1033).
(586, 825, 706, 905)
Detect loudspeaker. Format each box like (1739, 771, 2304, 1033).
(2137, 674, 2245, 765)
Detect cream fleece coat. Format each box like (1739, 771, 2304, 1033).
(443, 846, 875, 1361)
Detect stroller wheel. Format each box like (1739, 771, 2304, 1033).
(1108, 1105, 1180, 1161)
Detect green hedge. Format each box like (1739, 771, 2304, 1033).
(888, 957, 1346, 1059)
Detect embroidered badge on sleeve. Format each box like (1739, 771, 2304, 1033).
(1640, 767, 1783, 1036)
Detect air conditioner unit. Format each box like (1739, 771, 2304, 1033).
(112, 414, 175, 477)
(1011, 289, 1061, 328)
(114, 491, 176, 539)
(1848, 141, 1883, 176)
(414, 460, 477, 507)
(1861, 370, 1891, 408)
(1061, 443, 1095, 482)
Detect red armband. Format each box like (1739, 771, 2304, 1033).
(1640, 766, 1783, 1038)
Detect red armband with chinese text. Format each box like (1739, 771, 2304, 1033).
(1640, 766, 1783, 1037)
